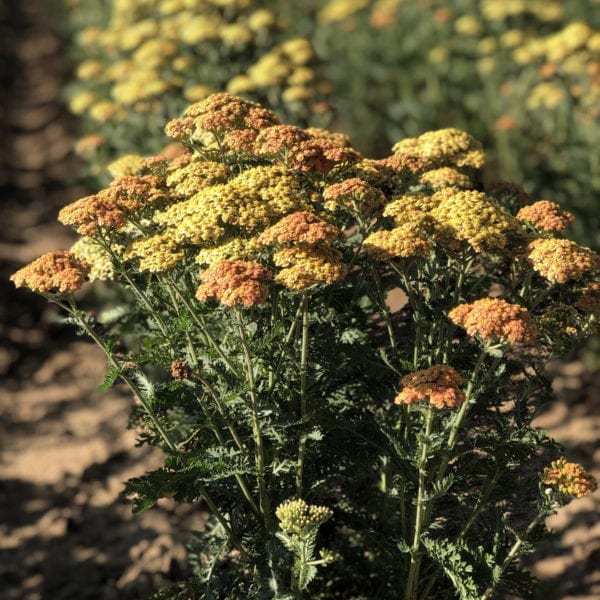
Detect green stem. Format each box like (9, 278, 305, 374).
(404, 405, 435, 600)
(371, 266, 398, 358)
(296, 292, 310, 497)
(236, 308, 270, 530)
(481, 512, 547, 600)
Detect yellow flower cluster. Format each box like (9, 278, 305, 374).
(10, 251, 90, 294)
(418, 167, 473, 191)
(449, 298, 538, 344)
(541, 458, 597, 498)
(70, 237, 115, 281)
(362, 223, 432, 261)
(527, 238, 600, 283)
(276, 498, 333, 538)
(392, 128, 486, 170)
(123, 233, 185, 273)
(322, 178, 386, 215)
(394, 365, 465, 409)
(68, 0, 329, 131)
(429, 189, 522, 253)
(480, 0, 563, 23)
(318, 0, 369, 25)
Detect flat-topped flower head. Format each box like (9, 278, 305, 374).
(257, 211, 340, 246)
(527, 238, 600, 283)
(449, 298, 537, 344)
(542, 458, 597, 498)
(517, 200, 575, 232)
(124, 233, 185, 273)
(394, 365, 465, 409)
(419, 167, 473, 190)
(273, 245, 347, 290)
(70, 237, 114, 281)
(322, 178, 385, 215)
(393, 128, 485, 169)
(166, 160, 231, 197)
(58, 192, 127, 237)
(105, 174, 169, 213)
(276, 498, 333, 538)
(10, 251, 90, 294)
(196, 260, 272, 307)
(430, 189, 523, 253)
(362, 223, 432, 261)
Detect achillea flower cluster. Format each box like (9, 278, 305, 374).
(527, 238, 600, 283)
(107, 154, 146, 178)
(276, 499, 333, 538)
(394, 365, 465, 409)
(541, 458, 597, 498)
(517, 200, 575, 232)
(171, 359, 192, 381)
(10, 251, 90, 294)
(257, 211, 340, 246)
(166, 160, 231, 197)
(383, 192, 441, 224)
(105, 174, 169, 213)
(362, 223, 431, 261)
(196, 260, 272, 307)
(195, 238, 261, 268)
(430, 189, 522, 253)
(392, 128, 486, 169)
(124, 233, 185, 273)
(58, 193, 127, 236)
(322, 178, 385, 215)
(449, 298, 538, 344)
(272, 246, 348, 290)
(70, 237, 115, 281)
(418, 167, 473, 190)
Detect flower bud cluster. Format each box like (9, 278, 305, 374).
(394, 365, 465, 409)
(276, 499, 333, 539)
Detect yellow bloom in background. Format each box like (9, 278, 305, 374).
(542, 458, 597, 498)
(70, 237, 115, 281)
(107, 154, 146, 179)
(527, 238, 600, 283)
(317, 0, 369, 25)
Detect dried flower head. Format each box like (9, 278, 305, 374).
(257, 211, 340, 246)
(196, 260, 272, 307)
(171, 360, 192, 381)
(517, 200, 575, 232)
(10, 251, 90, 294)
(449, 298, 537, 344)
(105, 175, 169, 213)
(541, 458, 597, 498)
(394, 365, 465, 409)
(527, 238, 600, 283)
(276, 499, 333, 538)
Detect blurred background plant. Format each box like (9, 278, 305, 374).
(61, 0, 334, 184)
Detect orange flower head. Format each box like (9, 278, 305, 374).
(257, 211, 341, 246)
(517, 200, 574, 232)
(527, 238, 600, 283)
(58, 193, 127, 236)
(541, 458, 597, 498)
(10, 251, 90, 294)
(394, 365, 465, 409)
(449, 298, 537, 344)
(195, 260, 272, 308)
(322, 178, 386, 215)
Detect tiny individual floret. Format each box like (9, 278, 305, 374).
(276, 499, 333, 539)
(257, 212, 341, 246)
(449, 298, 538, 344)
(362, 223, 431, 261)
(196, 260, 272, 307)
(516, 200, 575, 232)
(394, 365, 465, 409)
(10, 251, 90, 294)
(527, 238, 600, 283)
(541, 458, 597, 498)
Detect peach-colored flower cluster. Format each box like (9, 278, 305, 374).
(58, 192, 128, 236)
(449, 298, 538, 344)
(541, 458, 597, 498)
(104, 174, 168, 212)
(257, 211, 340, 246)
(10, 251, 90, 294)
(527, 238, 600, 283)
(516, 200, 574, 232)
(394, 365, 465, 409)
(322, 177, 385, 215)
(362, 222, 432, 261)
(195, 260, 272, 307)
(255, 124, 361, 173)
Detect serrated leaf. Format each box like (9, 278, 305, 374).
(97, 365, 122, 391)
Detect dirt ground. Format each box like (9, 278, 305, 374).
(0, 2, 598, 599)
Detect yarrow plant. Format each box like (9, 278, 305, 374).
(12, 93, 599, 598)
